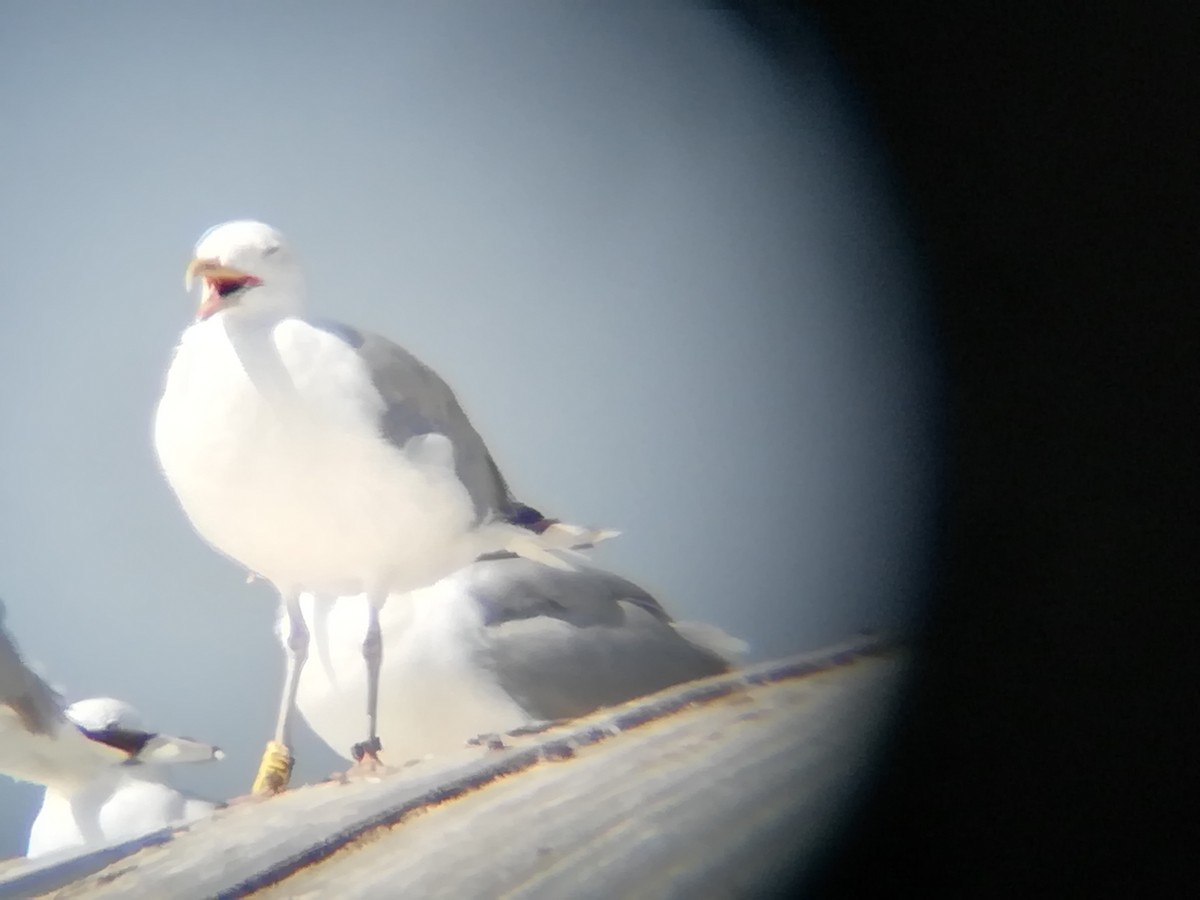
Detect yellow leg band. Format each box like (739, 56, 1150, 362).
(250, 740, 294, 795)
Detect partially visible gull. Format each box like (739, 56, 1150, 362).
(0, 606, 222, 856)
(154, 220, 615, 792)
(0, 598, 60, 738)
(291, 556, 745, 763)
(25, 698, 223, 859)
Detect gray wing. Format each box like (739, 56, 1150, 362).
(463, 558, 736, 722)
(0, 600, 64, 736)
(311, 320, 514, 522)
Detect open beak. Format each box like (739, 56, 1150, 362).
(185, 257, 262, 320)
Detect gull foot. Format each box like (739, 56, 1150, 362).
(250, 740, 294, 796)
(346, 736, 386, 778)
(466, 732, 508, 751)
(467, 719, 570, 750)
(350, 735, 383, 764)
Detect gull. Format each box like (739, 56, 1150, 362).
(0, 604, 223, 857)
(24, 698, 223, 859)
(291, 556, 745, 762)
(0, 598, 60, 739)
(154, 220, 615, 792)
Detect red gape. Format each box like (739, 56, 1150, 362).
(197, 274, 263, 320)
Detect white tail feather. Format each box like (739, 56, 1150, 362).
(505, 535, 576, 571)
(501, 521, 620, 571)
(540, 522, 621, 548)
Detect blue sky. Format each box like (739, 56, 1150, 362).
(0, 3, 937, 855)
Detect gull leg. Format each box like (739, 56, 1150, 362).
(274, 594, 309, 748)
(252, 592, 308, 795)
(350, 592, 386, 768)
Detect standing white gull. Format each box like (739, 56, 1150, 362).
(25, 698, 222, 859)
(292, 556, 744, 763)
(154, 220, 615, 793)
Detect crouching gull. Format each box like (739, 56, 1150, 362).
(154, 220, 616, 794)
(291, 556, 745, 763)
(0, 605, 223, 856)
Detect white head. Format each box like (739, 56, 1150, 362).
(63, 697, 151, 760)
(65, 697, 142, 733)
(184, 220, 305, 322)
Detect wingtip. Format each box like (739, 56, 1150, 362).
(8, 691, 64, 737)
(501, 533, 576, 571)
(542, 522, 621, 546)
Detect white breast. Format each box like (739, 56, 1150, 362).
(27, 772, 213, 858)
(154, 317, 488, 596)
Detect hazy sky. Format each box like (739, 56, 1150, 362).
(0, 3, 937, 855)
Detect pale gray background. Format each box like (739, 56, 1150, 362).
(0, 3, 937, 856)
